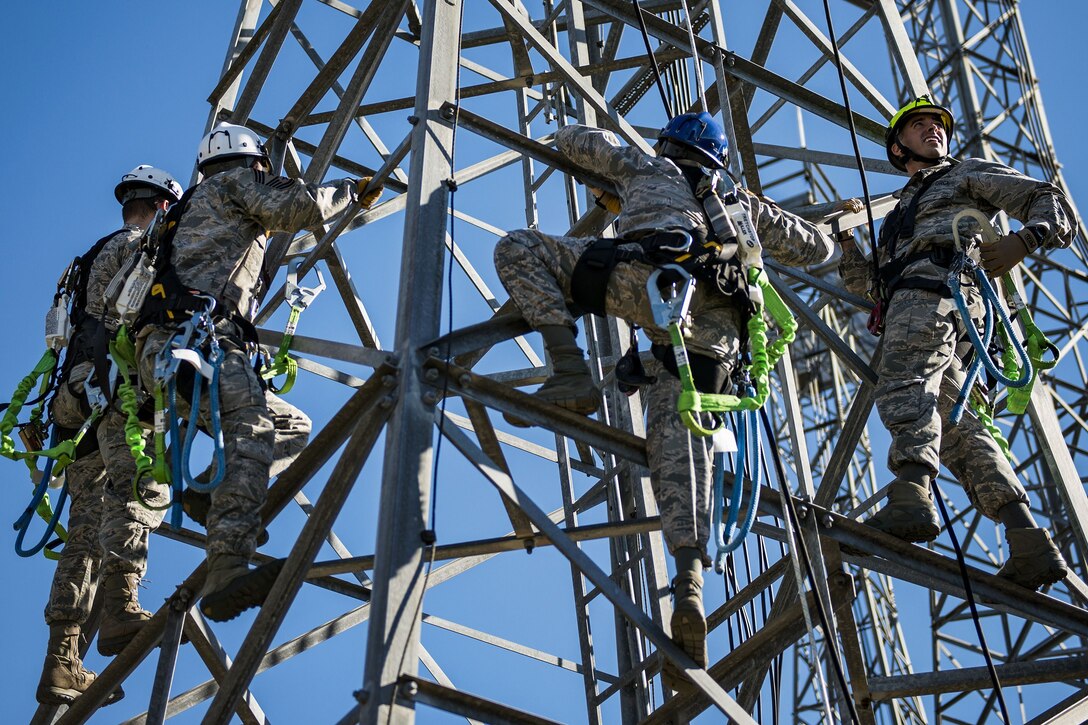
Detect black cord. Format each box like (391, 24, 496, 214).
(930, 481, 1012, 723)
(818, 0, 883, 294)
(631, 0, 674, 117)
(759, 408, 861, 725)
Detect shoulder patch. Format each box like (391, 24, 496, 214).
(264, 176, 296, 190)
(252, 169, 266, 185)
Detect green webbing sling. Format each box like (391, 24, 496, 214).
(997, 275, 1059, 414)
(260, 259, 325, 395)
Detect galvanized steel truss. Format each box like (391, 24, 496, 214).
(34, 1, 1088, 723)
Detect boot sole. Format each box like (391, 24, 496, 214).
(842, 521, 940, 557)
(999, 565, 1069, 591)
(99, 627, 190, 657)
(200, 559, 284, 622)
(875, 521, 940, 543)
(98, 632, 136, 657)
(36, 684, 125, 707)
(671, 608, 708, 667)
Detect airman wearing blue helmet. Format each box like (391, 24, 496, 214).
(493, 113, 833, 688)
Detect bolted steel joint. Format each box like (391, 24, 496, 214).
(424, 368, 440, 382)
(422, 391, 439, 406)
(402, 680, 419, 699)
(379, 395, 396, 409)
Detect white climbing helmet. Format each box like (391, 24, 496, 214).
(196, 122, 269, 170)
(114, 165, 184, 205)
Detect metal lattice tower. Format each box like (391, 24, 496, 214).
(35, 1, 1088, 723)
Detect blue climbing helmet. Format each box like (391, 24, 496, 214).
(657, 112, 730, 169)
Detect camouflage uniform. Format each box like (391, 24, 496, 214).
(44, 226, 170, 626)
(839, 158, 1074, 519)
(495, 125, 833, 556)
(135, 167, 354, 559)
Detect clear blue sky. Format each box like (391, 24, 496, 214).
(0, 2, 1085, 723)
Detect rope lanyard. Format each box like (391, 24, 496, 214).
(13, 429, 68, 560)
(111, 326, 161, 489)
(2, 349, 103, 559)
(710, 398, 762, 572)
(948, 210, 1046, 424)
(260, 259, 325, 395)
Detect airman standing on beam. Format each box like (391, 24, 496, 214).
(493, 113, 833, 689)
(132, 123, 381, 621)
(36, 166, 182, 706)
(838, 96, 1074, 590)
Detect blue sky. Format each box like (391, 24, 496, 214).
(0, 2, 1085, 723)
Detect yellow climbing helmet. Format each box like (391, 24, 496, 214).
(885, 96, 955, 171)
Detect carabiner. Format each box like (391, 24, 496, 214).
(647, 264, 695, 329)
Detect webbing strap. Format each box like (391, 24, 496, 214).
(261, 305, 301, 394)
(1001, 275, 1059, 414)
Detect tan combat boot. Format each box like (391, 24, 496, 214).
(862, 480, 941, 543)
(997, 528, 1068, 590)
(36, 622, 99, 705)
(504, 346, 601, 427)
(200, 553, 283, 622)
(504, 325, 602, 428)
(662, 548, 707, 692)
(98, 572, 152, 656)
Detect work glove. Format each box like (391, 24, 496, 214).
(981, 231, 1029, 277)
(837, 197, 864, 214)
(356, 176, 384, 209)
(588, 186, 622, 215)
(831, 199, 864, 245)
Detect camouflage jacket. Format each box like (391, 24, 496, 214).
(556, 124, 834, 267)
(170, 167, 355, 319)
(839, 158, 1075, 297)
(85, 223, 142, 331)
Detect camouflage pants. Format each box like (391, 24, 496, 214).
(44, 365, 167, 625)
(137, 322, 311, 560)
(875, 287, 1028, 519)
(495, 229, 742, 557)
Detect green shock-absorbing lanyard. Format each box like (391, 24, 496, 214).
(648, 190, 798, 437)
(261, 259, 325, 395)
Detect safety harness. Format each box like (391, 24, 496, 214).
(869, 161, 960, 335)
(106, 185, 244, 525)
(570, 166, 798, 567)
